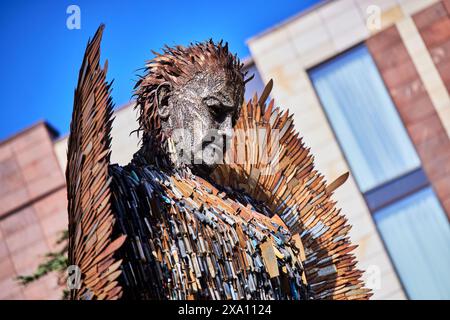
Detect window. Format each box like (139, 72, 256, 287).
(309, 45, 420, 192)
(374, 188, 450, 299)
(309, 44, 450, 299)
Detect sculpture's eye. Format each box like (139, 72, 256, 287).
(203, 97, 224, 119)
(204, 96, 236, 124)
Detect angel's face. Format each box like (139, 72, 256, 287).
(159, 70, 243, 173)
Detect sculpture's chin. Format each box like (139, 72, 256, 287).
(189, 145, 223, 177)
(196, 143, 225, 165)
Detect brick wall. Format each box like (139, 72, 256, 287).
(412, 1, 450, 215)
(0, 123, 67, 299)
(367, 3, 450, 219)
(414, 1, 450, 93)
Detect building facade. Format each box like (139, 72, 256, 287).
(0, 123, 66, 299)
(247, 0, 450, 299)
(1, 0, 450, 300)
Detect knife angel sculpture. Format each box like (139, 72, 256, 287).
(67, 25, 371, 300)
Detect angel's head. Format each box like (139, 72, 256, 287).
(134, 40, 249, 173)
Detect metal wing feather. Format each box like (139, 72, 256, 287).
(67, 25, 126, 300)
(212, 81, 371, 300)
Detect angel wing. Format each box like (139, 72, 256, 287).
(212, 80, 372, 300)
(67, 25, 126, 300)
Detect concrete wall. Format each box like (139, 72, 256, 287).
(54, 102, 142, 171)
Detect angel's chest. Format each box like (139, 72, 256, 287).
(109, 165, 308, 300)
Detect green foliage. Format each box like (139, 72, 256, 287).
(16, 230, 69, 294)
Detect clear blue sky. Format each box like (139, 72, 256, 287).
(0, 0, 321, 140)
